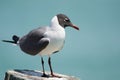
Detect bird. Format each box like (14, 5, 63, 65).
(2, 13, 79, 77)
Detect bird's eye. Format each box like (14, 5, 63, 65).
(64, 18, 70, 22)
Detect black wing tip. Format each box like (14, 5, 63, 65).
(2, 40, 15, 43)
(12, 35, 19, 43)
(2, 35, 19, 44)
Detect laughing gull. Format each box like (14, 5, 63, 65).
(2, 14, 79, 77)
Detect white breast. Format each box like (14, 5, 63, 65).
(39, 28, 65, 56)
(39, 16, 65, 56)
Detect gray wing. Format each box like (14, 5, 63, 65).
(19, 27, 49, 55)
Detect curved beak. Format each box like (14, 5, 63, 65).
(70, 23, 79, 30)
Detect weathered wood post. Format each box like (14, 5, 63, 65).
(4, 69, 80, 80)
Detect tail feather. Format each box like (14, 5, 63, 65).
(2, 35, 19, 44)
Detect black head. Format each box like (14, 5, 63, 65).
(57, 14, 79, 30)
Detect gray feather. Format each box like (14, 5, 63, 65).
(19, 27, 49, 55)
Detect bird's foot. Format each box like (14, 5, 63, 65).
(51, 73, 61, 78)
(41, 73, 50, 78)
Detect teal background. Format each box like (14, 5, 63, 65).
(0, 0, 120, 80)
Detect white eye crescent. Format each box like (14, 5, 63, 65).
(64, 18, 70, 22)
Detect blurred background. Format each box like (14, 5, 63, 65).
(0, 0, 120, 80)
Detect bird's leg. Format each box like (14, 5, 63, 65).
(41, 57, 49, 77)
(48, 57, 54, 76)
(48, 57, 61, 78)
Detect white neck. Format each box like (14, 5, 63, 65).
(50, 16, 64, 30)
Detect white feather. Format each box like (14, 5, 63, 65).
(39, 16, 65, 56)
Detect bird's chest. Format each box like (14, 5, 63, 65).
(41, 30, 65, 55)
(47, 30, 65, 47)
